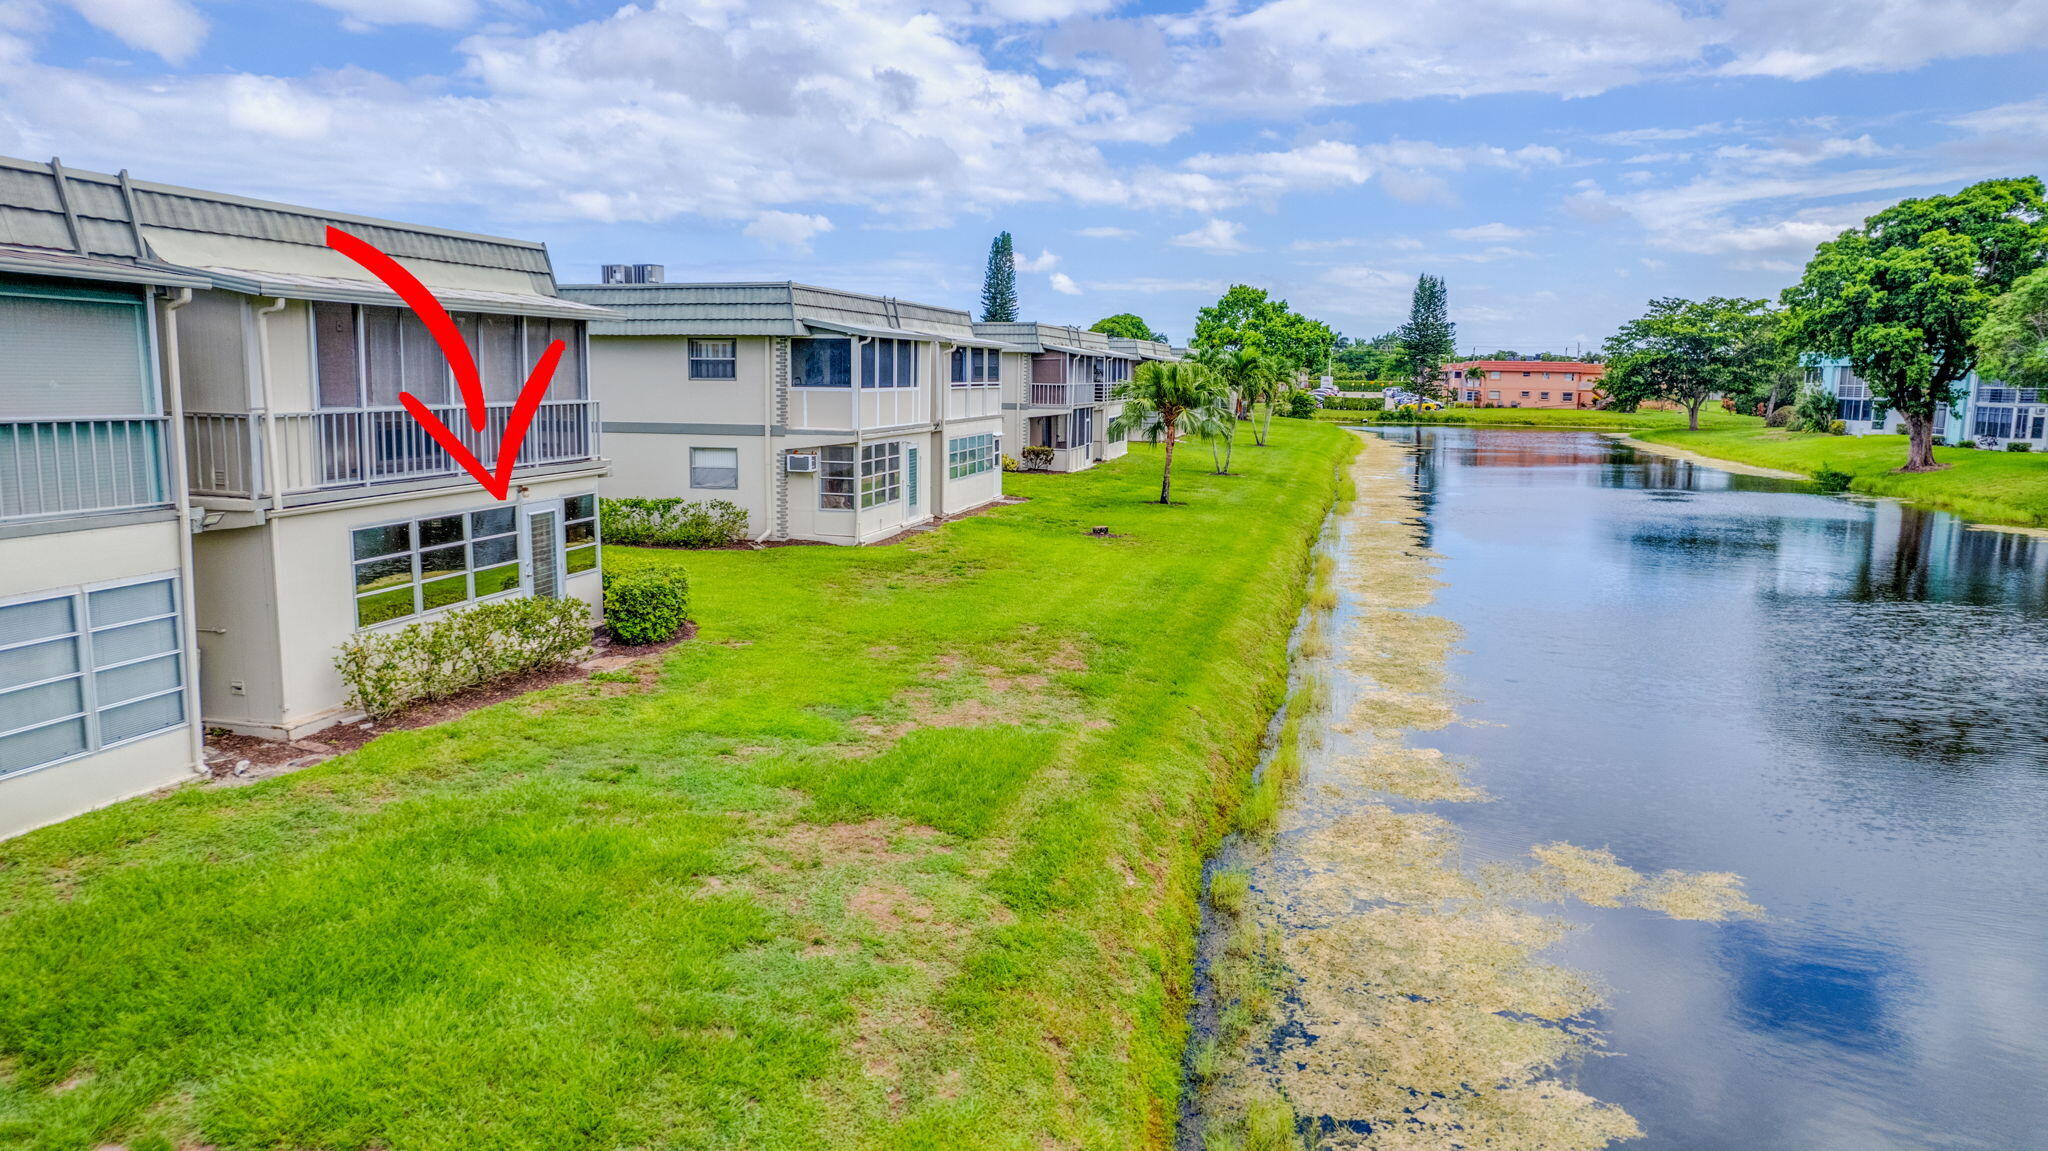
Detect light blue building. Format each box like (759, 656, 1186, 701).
(1805, 357, 2044, 448)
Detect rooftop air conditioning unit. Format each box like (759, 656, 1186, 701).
(601, 263, 665, 284)
(785, 452, 819, 473)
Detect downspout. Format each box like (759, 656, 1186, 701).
(160, 287, 206, 775)
(253, 297, 290, 515)
(756, 336, 776, 543)
(252, 296, 292, 734)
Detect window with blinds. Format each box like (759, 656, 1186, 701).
(0, 577, 185, 779)
(0, 285, 153, 419)
(314, 304, 587, 409)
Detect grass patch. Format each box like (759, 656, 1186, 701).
(0, 421, 1359, 1150)
(1635, 426, 2048, 527)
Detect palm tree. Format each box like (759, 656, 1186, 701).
(1110, 361, 1229, 504)
(1208, 348, 1280, 473)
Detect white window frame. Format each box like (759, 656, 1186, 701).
(564, 492, 600, 578)
(947, 433, 996, 478)
(688, 339, 738, 380)
(860, 441, 903, 508)
(819, 444, 857, 510)
(0, 573, 186, 782)
(690, 446, 741, 490)
(350, 506, 524, 629)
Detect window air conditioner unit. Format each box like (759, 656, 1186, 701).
(785, 452, 819, 473)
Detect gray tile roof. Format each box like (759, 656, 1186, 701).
(560, 281, 987, 341)
(0, 154, 558, 282)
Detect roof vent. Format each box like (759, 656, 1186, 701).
(602, 264, 665, 284)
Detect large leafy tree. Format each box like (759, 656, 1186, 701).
(1191, 285, 1336, 432)
(1397, 274, 1458, 400)
(1333, 331, 1406, 379)
(1192, 285, 1288, 357)
(1602, 297, 1785, 431)
(1089, 313, 1160, 341)
(1975, 265, 2048, 391)
(1782, 177, 2048, 469)
(1109, 361, 1229, 504)
(980, 232, 1019, 322)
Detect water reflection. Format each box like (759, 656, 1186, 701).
(1386, 427, 2048, 1151)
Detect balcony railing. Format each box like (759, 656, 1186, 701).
(184, 400, 600, 500)
(1028, 381, 1097, 407)
(0, 417, 168, 522)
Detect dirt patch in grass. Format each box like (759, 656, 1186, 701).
(851, 640, 1096, 742)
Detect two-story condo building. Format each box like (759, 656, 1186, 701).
(1448, 360, 1606, 409)
(1, 160, 214, 838)
(1808, 357, 2043, 449)
(3, 155, 611, 762)
(972, 323, 1178, 473)
(559, 280, 1005, 545)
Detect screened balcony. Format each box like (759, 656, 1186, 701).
(0, 417, 168, 521)
(183, 400, 600, 500)
(1, 281, 172, 525)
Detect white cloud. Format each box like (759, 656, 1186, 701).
(1048, 271, 1082, 294)
(1014, 247, 1059, 272)
(1171, 218, 1248, 253)
(745, 210, 834, 251)
(1077, 225, 1135, 239)
(1448, 222, 1530, 242)
(62, 0, 205, 62)
(224, 75, 334, 141)
(310, 0, 477, 31)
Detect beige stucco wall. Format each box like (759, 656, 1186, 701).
(196, 470, 607, 737)
(603, 432, 771, 536)
(593, 335, 775, 426)
(0, 728, 193, 841)
(0, 517, 200, 841)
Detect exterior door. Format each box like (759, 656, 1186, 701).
(907, 446, 920, 512)
(524, 501, 564, 599)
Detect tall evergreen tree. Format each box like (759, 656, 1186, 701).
(1398, 274, 1457, 400)
(980, 232, 1019, 322)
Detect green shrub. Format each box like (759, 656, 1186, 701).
(999, 454, 1022, 472)
(1829, 419, 1847, 435)
(2007, 441, 2034, 452)
(335, 595, 592, 719)
(603, 568, 692, 646)
(599, 497, 748, 548)
(1319, 395, 1383, 411)
(1812, 464, 1853, 493)
(1020, 445, 1056, 470)
(1766, 405, 1794, 428)
(1792, 385, 1837, 433)
(1279, 392, 1319, 419)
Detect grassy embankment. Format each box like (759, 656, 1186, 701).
(0, 420, 1359, 1151)
(1315, 406, 1760, 431)
(1636, 426, 2048, 528)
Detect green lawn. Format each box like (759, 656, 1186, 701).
(0, 421, 1359, 1151)
(1316, 405, 1763, 431)
(1635, 426, 2048, 527)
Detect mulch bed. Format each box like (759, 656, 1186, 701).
(203, 623, 695, 785)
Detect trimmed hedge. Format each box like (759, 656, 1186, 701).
(335, 596, 592, 719)
(603, 568, 692, 646)
(600, 497, 749, 548)
(1320, 395, 1383, 411)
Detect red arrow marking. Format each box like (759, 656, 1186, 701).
(325, 225, 490, 431)
(325, 226, 565, 501)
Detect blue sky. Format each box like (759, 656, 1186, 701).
(3, 0, 2046, 350)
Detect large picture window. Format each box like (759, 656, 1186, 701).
(689, 339, 737, 380)
(819, 444, 856, 509)
(860, 442, 903, 508)
(860, 339, 919, 389)
(0, 577, 184, 779)
(949, 347, 1002, 386)
(792, 338, 853, 388)
(352, 507, 522, 627)
(691, 446, 739, 489)
(1974, 406, 2016, 439)
(947, 433, 996, 478)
